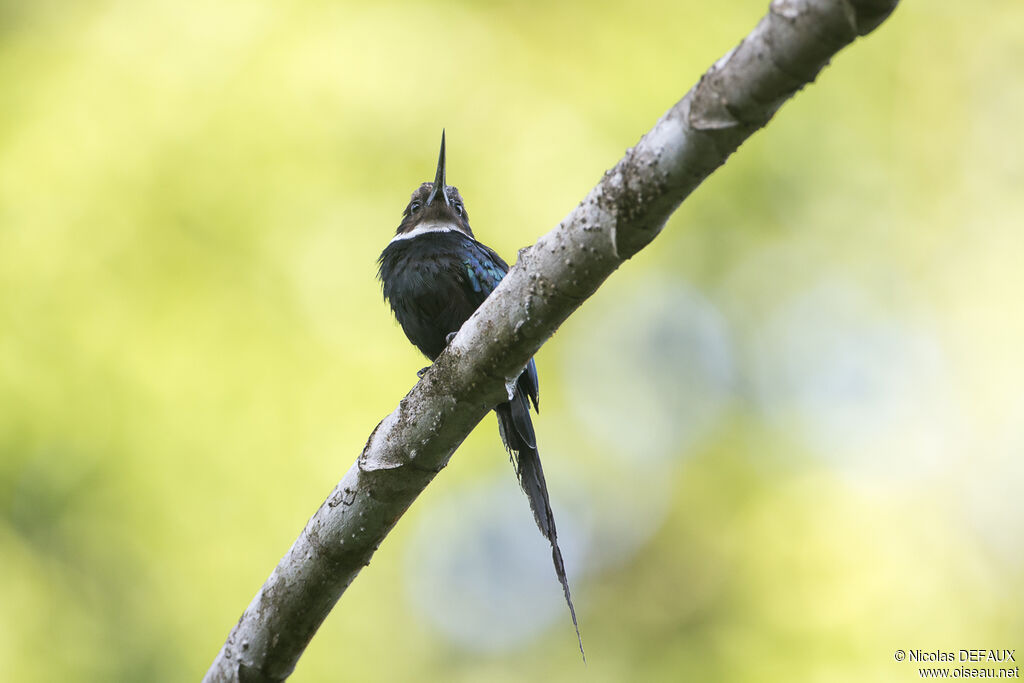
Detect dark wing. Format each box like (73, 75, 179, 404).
(466, 239, 579, 657)
(461, 240, 539, 410)
(461, 240, 509, 300)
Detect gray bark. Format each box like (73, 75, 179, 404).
(203, 1, 899, 680)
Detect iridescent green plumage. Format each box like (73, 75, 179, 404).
(376, 133, 583, 658)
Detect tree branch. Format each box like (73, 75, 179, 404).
(204, 1, 899, 679)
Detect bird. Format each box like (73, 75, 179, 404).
(377, 131, 583, 658)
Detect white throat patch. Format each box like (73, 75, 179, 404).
(389, 220, 462, 243)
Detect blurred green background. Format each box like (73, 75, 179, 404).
(2, 1, 1022, 681)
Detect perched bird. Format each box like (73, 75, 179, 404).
(377, 132, 583, 657)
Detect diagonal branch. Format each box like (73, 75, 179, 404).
(204, 1, 899, 680)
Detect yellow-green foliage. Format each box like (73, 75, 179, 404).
(1, 1, 1021, 681)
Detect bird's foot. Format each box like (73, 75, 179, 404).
(417, 334, 457, 378)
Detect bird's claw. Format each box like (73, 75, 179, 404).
(416, 334, 458, 379)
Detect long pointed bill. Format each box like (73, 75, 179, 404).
(425, 130, 448, 206)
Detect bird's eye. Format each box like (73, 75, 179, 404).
(409, 201, 421, 213)
(454, 203, 463, 216)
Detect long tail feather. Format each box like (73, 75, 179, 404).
(496, 396, 585, 661)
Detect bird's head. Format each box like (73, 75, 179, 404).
(395, 130, 474, 239)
